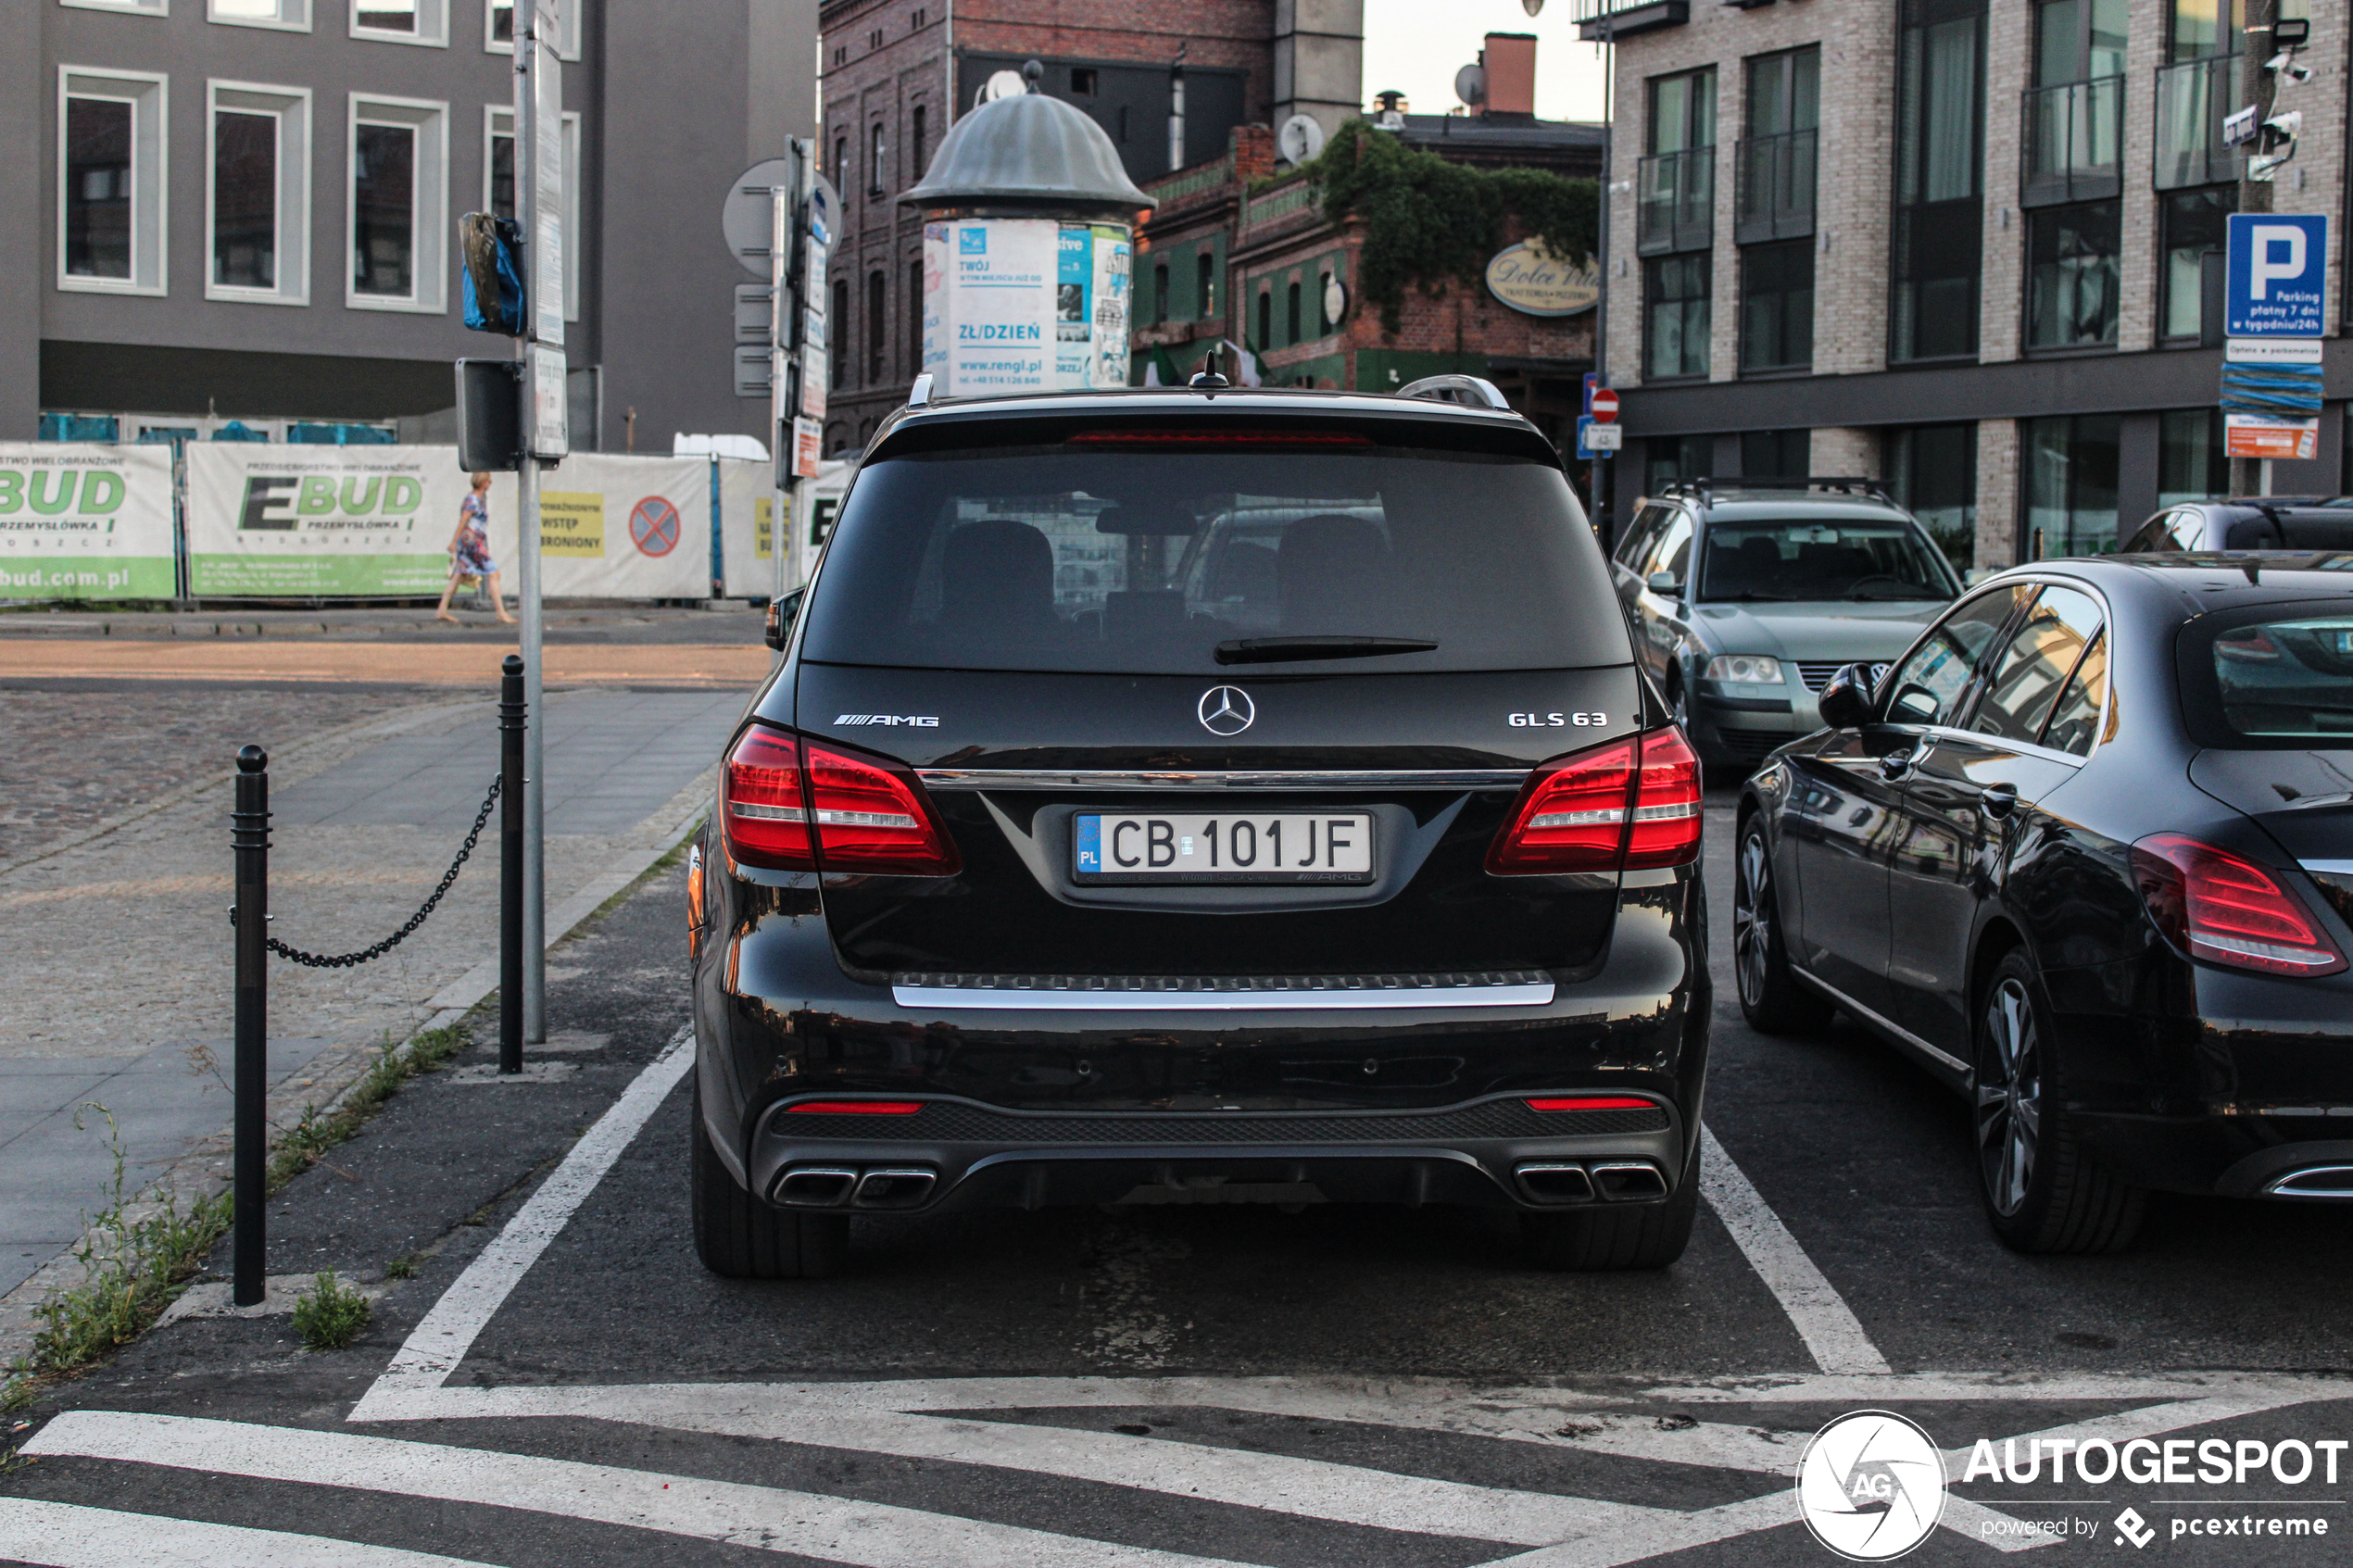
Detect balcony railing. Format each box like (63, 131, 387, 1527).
(1734, 128, 1817, 244)
(2155, 55, 2236, 190)
(2022, 75, 2123, 207)
(1636, 147, 1714, 255)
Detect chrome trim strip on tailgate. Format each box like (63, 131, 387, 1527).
(892, 970, 1556, 1010)
(916, 769, 1529, 792)
(2302, 859, 2353, 876)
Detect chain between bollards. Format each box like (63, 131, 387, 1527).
(500, 655, 527, 1074)
(231, 745, 270, 1309)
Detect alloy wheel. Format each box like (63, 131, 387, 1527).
(1732, 831, 1772, 1010)
(1975, 977, 2043, 1217)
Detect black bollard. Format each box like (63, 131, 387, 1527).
(500, 656, 526, 1074)
(231, 745, 270, 1308)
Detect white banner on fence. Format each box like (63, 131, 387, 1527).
(717, 458, 854, 599)
(0, 442, 177, 599)
(185, 445, 712, 599)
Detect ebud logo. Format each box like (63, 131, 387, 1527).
(1795, 1411, 1947, 1561)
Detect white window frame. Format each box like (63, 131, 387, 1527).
(346, 92, 448, 313)
(207, 81, 311, 306)
(483, 0, 579, 58)
(60, 0, 167, 15)
(349, 0, 447, 46)
(483, 104, 582, 321)
(208, 0, 310, 29)
(57, 67, 169, 297)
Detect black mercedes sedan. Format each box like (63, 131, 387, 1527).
(686, 380, 1711, 1278)
(1733, 554, 2353, 1253)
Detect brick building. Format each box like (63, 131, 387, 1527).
(816, 0, 1364, 453)
(1581, 0, 2349, 566)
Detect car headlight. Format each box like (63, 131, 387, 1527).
(1704, 655, 1783, 684)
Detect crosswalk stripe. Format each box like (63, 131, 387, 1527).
(367, 1381, 1678, 1546)
(0, 1498, 499, 1568)
(19, 1411, 1259, 1568)
(1698, 1127, 1892, 1376)
(365, 1026, 694, 1402)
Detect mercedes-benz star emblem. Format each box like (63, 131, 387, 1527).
(1197, 685, 1255, 736)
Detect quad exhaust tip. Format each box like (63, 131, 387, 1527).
(772, 1165, 938, 1210)
(1514, 1159, 1667, 1205)
(2265, 1164, 2353, 1200)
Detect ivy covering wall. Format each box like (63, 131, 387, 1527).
(1289, 118, 1599, 335)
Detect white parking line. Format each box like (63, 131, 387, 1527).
(1698, 1125, 1893, 1376)
(359, 1024, 694, 1409)
(0, 1497, 502, 1568)
(20, 1411, 1259, 1568)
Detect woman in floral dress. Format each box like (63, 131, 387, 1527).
(435, 471, 516, 623)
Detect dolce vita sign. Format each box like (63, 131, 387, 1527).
(1485, 242, 1599, 318)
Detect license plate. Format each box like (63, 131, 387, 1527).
(1074, 813, 1374, 884)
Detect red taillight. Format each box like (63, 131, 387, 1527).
(805, 744, 962, 875)
(1487, 728, 1703, 875)
(2131, 834, 2347, 977)
(723, 725, 815, 871)
(786, 1100, 924, 1115)
(722, 727, 961, 875)
(1526, 1097, 1655, 1112)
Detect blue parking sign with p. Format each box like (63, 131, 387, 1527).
(2226, 214, 2328, 337)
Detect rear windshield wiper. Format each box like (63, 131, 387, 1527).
(1214, 635, 1440, 665)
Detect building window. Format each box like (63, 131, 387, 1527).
(834, 134, 849, 194)
(1638, 67, 1715, 256)
(1286, 279, 1302, 343)
(486, 106, 582, 321)
(61, 0, 166, 13)
(347, 94, 448, 312)
(2160, 184, 2233, 341)
(830, 277, 849, 389)
(1197, 251, 1215, 319)
(1739, 239, 1812, 372)
(911, 105, 927, 182)
(2024, 413, 2120, 558)
(2157, 0, 2238, 188)
(908, 257, 923, 379)
(1152, 262, 1169, 325)
(1646, 435, 1712, 495)
(1644, 254, 1710, 380)
(1256, 288, 1272, 355)
(351, 0, 449, 46)
(2026, 200, 2120, 349)
(867, 270, 887, 383)
(869, 122, 886, 196)
(208, 82, 311, 304)
(1741, 429, 1809, 479)
(212, 0, 312, 29)
(1070, 67, 1098, 94)
(58, 68, 168, 296)
(1892, 0, 1985, 362)
(485, 0, 578, 56)
(2158, 408, 2226, 504)
(2023, 0, 2124, 207)
(1738, 46, 1817, 244)
(1885, 423, 1978, 573)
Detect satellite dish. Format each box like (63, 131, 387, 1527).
(1454, 63, 1487, 108)
(984, 69, 1027, 103)
(1277, 114, 1327, 167)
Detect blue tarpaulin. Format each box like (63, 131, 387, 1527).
(2220, 361, 2323, 416)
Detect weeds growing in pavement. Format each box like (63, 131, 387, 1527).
(292, 1271, 371, 1350)
(266, 1022, 472, 1191)
(384, 1254, 418, 1280)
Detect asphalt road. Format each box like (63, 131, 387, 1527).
(5, 793, 2351, 1567)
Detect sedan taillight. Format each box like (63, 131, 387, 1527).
(2131, 833, 2347, 978)
(1488, 727, 1703, 875)
(722, 723, 961, 876)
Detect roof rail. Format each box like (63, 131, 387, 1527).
(1395, 374, 1512, 411)
(1658, 475, 1895, 507)
(907, 372, 936, 408)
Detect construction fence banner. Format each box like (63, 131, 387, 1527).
(0, 442, 178, 599)
(186, 445, 711, 599)
(716, 458, 858, 599)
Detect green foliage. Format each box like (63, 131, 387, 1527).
(384, 1254, 418, 1280)
(267, 1023, 471, 1191)
(1301, 118, 1599, 335)
(292, 1271, 371, 1351)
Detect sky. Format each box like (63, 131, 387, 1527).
(1359, 0, 1612, 124)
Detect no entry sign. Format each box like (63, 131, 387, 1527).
(1590, 387, 1619, 423)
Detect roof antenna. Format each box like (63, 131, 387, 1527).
(1022, 59, 1043, 93)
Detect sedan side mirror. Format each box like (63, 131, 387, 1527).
(762, 586, 805, 652)
(1816, 663, 1875, 730)
(1646, 571, 1683, 597)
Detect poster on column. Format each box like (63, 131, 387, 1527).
(1089, 224, 1132, 389)
(0, 443, 177, 599)
(939, 218, 1056, 395)
(483, 453, 713, 599)
(185, 445, 462, 596)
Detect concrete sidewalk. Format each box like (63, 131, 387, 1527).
(0, 685, 743, 1311)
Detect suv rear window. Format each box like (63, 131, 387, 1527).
(800, 445, 1628, 674)
(2185, 608, 2353, 744)
(1697, 518, 1957, 603)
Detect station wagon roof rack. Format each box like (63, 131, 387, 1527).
(1394, 374, 1513, 411)
(1659, 476, 1895, 507)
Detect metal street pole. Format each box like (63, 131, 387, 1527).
(2232, 0, 2280, 497)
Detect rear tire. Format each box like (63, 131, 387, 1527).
(1733, 816, 1833, 1036)
(1521, 1142, 1700, 1271)
(691, 1078, 848, 1279)
(1972, 948, 2144, 1255)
